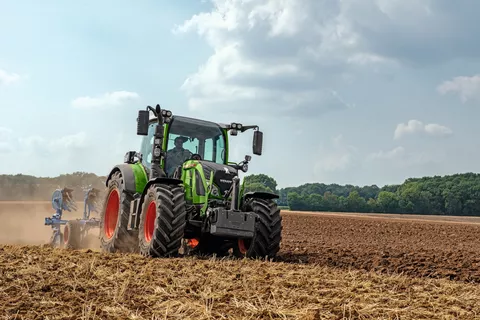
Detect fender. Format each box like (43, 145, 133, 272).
(243, 191, 279, 201)
(106, 164, 141, 194)
(239, 191, 279, 209)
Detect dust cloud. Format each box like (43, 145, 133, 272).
(0, 201, 101, 249)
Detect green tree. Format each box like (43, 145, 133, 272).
(346, 191, 367, 212)
(243, 174, 278, 193)
(376, 191, 399, 213)
(244, 182, 273, 194)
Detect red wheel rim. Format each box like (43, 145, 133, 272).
(238, 239, 248, 254)
(64, 225, 69, 244)
(104, 189, 120, 239)
(144, 201, 156, 242)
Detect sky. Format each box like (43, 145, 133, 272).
(1, 0, 480, 189)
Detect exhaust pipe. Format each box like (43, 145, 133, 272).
(230, 176, 239, 211)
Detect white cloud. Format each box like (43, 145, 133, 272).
(0, 129, 87, 158)
(437, 75, 480, 103)
(366, 146, 442, 168)
(173, 0, 378, 117)
(0, 69, 22, 85)
(174, 0, 479, 117)
(424, 123, 453, 137)
(49, 132, 87, 149)
(71, 91, 140, 109)
(0, 132, 94, 176)
(394, 120, 452, 139)
(367, 146, 405, 161)
(0, 127, 13, 153)
(19, 132, 87, 156)
(0, 127, 11, 141)
(314, 134, 358, 177)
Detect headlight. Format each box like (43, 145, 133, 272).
(242, 163, 248, 172)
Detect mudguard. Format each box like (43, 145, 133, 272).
(240, 191, 279, 208)
(243, 191, 279, 200)
(106, 163, 148, 194)
(143, 177, 183, 190)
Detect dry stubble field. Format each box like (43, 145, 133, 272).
(1, 201, 480, 319)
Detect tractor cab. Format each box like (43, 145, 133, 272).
(139, 115, 228, 177)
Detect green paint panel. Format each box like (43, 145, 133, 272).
(131, 162, 148, 193)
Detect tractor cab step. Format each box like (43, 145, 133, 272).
(128, 197, 141, 231)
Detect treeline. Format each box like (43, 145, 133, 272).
(244, 173, 480, 216)
(0, 172, 106, 201)
(2, 170, 480, 216)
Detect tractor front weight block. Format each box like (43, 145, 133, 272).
(208, 208, 256, 238)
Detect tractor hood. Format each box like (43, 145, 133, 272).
(198, 161, 238, 196)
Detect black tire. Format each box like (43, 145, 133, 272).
(99, 170, 138, 253)
(138, 183, 187, 257)
(233, 198, 282, 259)
(64, 220, 82, 249)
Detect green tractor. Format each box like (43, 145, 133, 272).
(99, 104, 282, 259)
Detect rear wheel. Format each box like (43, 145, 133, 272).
(138, 183, 187, 257)
(99, 170, 138, 253)
(64, 220, 82, 249)
(233, 198, 282, 259)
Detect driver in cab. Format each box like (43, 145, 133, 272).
(166, 136, 193, 176)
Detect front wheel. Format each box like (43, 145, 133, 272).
(138, 183, 187, 257)
(233, 198, 282, 259)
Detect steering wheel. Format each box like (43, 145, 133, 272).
(191, 153, 202, 160)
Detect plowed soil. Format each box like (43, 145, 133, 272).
(278, 211, 480, 283)
(1, 202, 480, 319)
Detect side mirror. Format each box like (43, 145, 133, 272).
(137, 110, 149, 135)
(253, 130, 263, 155)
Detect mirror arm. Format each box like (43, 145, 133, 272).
(240, 125, 259, 133)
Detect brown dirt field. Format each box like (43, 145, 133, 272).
(287, 210, 480, 224)
(1, 202, 480, 283)
(278, 211, 480, 283)
(1, 245, 480, 319)
(2, 203, 480, 318)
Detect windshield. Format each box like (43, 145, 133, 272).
(140, 116, 227, 176)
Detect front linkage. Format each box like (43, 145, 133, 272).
(45, 186, 101, 249)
